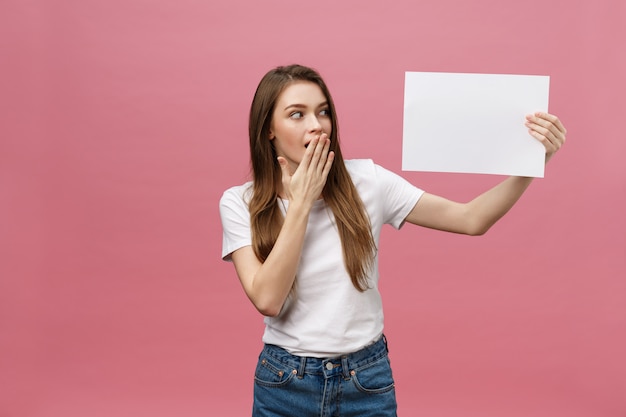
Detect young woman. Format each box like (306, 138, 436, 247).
(220, 64, 566, 417)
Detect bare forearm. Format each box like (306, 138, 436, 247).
(247, 201, 311, 316)
(233, 136, 334, 316)
(466, 175, 534, 235)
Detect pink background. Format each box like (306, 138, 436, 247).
(1, 1, 625, 416)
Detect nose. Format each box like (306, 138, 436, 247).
(307, 114, 323, 134)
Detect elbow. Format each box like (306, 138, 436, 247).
(244, 276, 291, 317)
(256, 304, 282, 317)
(252, 297, 284, 317)
(460, 206, 491, 236)
(468, 227, 488, 236)
(465, 219, 492, 236)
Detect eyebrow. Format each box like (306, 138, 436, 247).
(283, 101, 328, 111)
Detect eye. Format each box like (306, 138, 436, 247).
(319, 108, 330, 117)
(289, 111, 303, 119)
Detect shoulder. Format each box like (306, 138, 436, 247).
(345, 158, 375, 173)
(344, 159, 377, 184)
(345, 158, 424, 201)
(344, 159, 401, 185)
(219, 181, 253, 211)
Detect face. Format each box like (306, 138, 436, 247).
(269, 81, 332, 172)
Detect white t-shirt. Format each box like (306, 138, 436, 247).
(219, 159, 424, 357)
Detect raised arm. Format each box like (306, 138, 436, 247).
(405, 112, 567, 235)
(231, 135, 334, 317)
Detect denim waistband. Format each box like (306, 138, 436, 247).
(260, 335, 389, 379)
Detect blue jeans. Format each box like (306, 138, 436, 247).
(252, 335, 397, 417)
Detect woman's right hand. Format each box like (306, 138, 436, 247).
(277, 133, 334, 207)
(230, 134, 333, 317)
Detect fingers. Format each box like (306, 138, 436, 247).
(277, 156, 292, 197)
(322, 150, 335, 179)
(310, 133, 331, 175)
(277, 156, 291, 177)
(302, 134, 334, 191)
(526, 112, 567, 136)
(525, 112, 567, 157)
(281, 133, 334, 203)
(310, 133, 334, 178)
(298, 135, 320, 170)
(301, 133, 332, 174)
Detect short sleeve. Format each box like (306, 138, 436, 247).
(219, 184, 253, 261)
(374, 163, 424, 229)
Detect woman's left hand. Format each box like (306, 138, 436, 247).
(525, 112, 567, 163)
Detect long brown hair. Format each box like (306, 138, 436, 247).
(248, 64, 376, 291)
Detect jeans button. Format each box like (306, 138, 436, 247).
(325, 362, 334, 370)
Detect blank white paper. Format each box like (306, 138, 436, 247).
(402, 72, 550, 177)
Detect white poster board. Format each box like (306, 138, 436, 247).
(402, 72, 550, 177)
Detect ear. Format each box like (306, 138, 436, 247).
(268, 130, 275, 140)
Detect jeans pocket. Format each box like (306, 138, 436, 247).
(254, 354, 296, 388)
(351, 356, 395, 394)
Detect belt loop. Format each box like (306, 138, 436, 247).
(382, 334, 389, 353)
(297, 356, 306, 379)
(341, 355, 350, 380)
